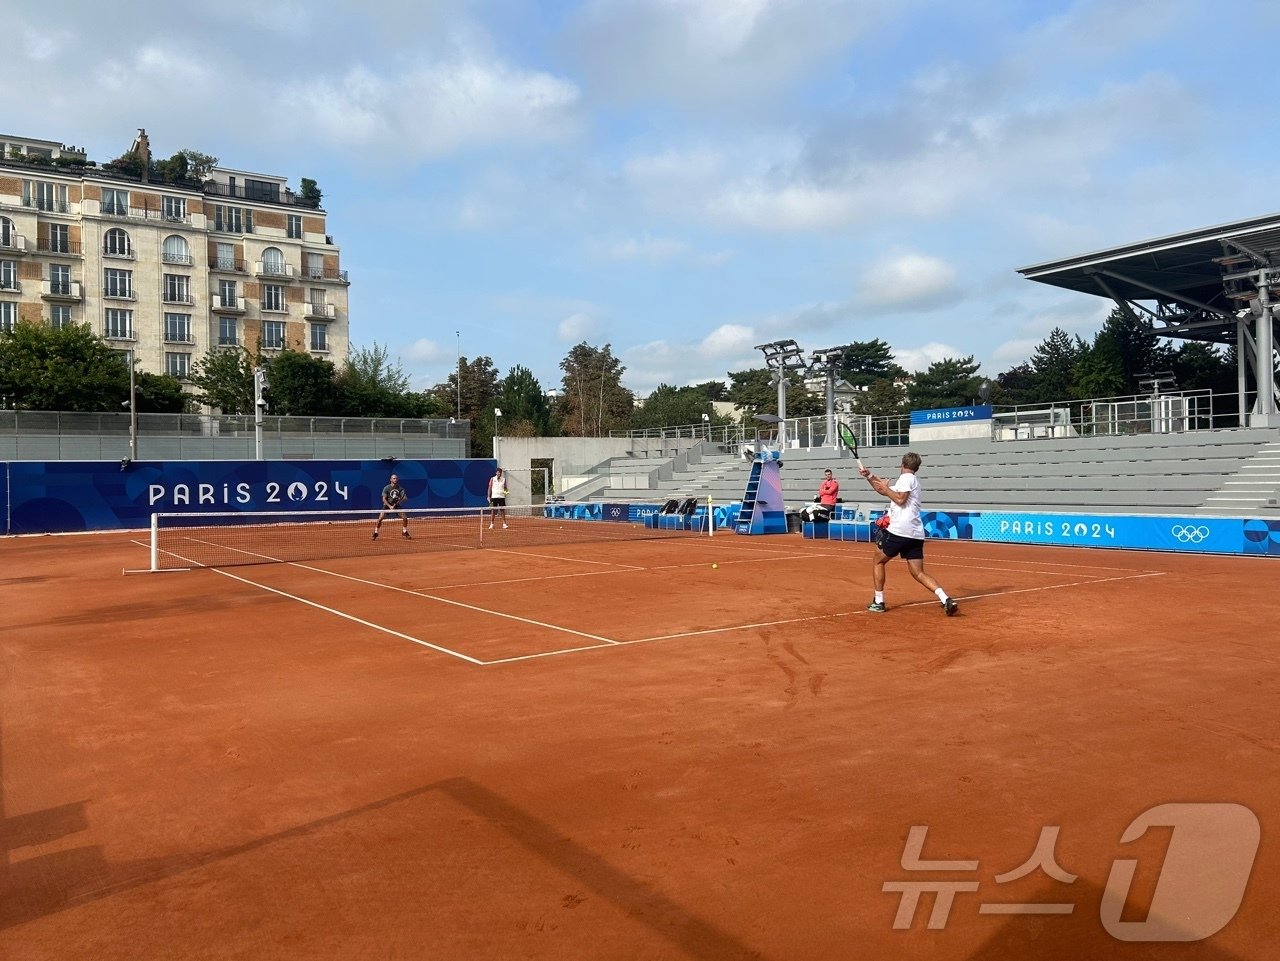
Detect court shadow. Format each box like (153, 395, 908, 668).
(956, 878, 1252, 961)
(2, 776, 774, 960)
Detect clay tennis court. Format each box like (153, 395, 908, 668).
(2, 525, 1276, 960)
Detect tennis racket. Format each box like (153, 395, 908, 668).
(836, 422, 865, 472)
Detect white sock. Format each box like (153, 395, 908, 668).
(935, 587, 948, 603)
(874, 591, 884, 604)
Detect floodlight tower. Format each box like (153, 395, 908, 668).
(808, 345, 849, 447)
(755, 339, 806, 448)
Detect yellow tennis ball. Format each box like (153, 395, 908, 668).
(712, 563, 718, 569)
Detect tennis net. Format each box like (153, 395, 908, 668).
(148, 503, 712, 570)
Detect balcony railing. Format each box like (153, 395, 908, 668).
(162, 252, 194, 265)
(22, 198, 70, 214)
(214, 295, 246, 313)
(202, 181, 321, 209)
(0, 235, 27, 253)
(304, 302, 336, 319)
(37, 239, 81, 255)
(162, 293, 195, 305)
(255, 261, 295, 279)
(102, 287, 135, 301)
(304, 266, 349, 283)
(209, 258, 247, 273)
(41, 280, 82, 301)
(102, 246, 135, 260)
(0, 280, 20, 294)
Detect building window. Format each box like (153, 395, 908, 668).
(102, 187, 129, 217)
(309, 323, 328, 352)
(262, 320, 286, 349)
(164, 312, 192, 343)
(0, 260, 17, 291)
(24, 180, 68, 213)
(48, 223, 70, 254)
(214, 205, 252, 233)
(218, 279, 238, 309)
(261, 246, 287, 276)
(1, 216, 17, 248)
(162, 234, 191, 265)
(163, 273, 192, 304)
(103, 228, 132, 257)
(214, 242, 236, 270)
(165, 352, 191, 379)
(49, 264, 71, 296)
(104, 268, 133, 299)
(49, 304, 72, 329)
(262, 283, 286, 312)
(163, 196, 187, 221)
(104, 308, 133, 339)
(0, 302, 16, 333)
(218, 316, 238, 346)
(287, 214, 303, 239)
(305, 252, 325, 279)
(244, 178, 279, 203)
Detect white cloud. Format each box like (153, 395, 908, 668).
(856, 252, 961, 311)
(893, 342, 965, 374)
(284, 55, 580, 159)
(698, 324, 756, 356)
(558, 312, 597, 342)
(591, 234, 733, 268)
(402, 338, 453, 364)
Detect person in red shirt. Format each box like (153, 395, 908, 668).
(802, 469, 840, 521)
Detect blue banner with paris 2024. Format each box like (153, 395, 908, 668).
(968, 512, 1279, 555)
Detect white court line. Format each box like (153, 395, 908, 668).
(478, 569, 1168, 664)
(483, 546, 645, 569)
(284, 562, 621, 645)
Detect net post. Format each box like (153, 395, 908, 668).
(150, 512, 159, 572)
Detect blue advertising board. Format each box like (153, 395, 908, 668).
(910, 405, 993, 425)
(4, 459, 495, 534)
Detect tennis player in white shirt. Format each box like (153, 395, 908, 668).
(859, 452, 958, 615)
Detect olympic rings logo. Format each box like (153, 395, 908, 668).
(1171, 525, 1210, 543)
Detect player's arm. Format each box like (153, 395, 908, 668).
(862, 472, 909, 507)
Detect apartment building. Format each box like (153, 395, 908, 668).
(0, 130, 350, 380)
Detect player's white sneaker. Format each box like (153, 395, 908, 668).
(488, 523, 494, 529)
(502, 523, 508, 529)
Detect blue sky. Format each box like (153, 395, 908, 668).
(9, 0, 1280, 395)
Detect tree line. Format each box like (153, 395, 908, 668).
(0, 308, 1246, 455)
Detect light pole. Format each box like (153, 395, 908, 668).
(455, 330, 463, 420)
(754, 339, 805, 449)
(128, 349, 138, 462)
(253, 366, 270, 460)
(493, 406, 502, 461)
(808, 345, 849, 448)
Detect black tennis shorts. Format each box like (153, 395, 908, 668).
(489, 497, 507, 507)
(878, 530, 925, 561)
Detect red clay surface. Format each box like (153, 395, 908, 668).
(1, 528, 1277, 960)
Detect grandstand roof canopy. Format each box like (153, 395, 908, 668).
(1016, 211, 1280, 344)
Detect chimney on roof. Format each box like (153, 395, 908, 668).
(133, 128, 152, 182)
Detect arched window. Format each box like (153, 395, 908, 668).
(0, 216, 15, 248)
(104, 228, 132, 257)
(261, 246, 286, 276)
(162, 234, 190, 264)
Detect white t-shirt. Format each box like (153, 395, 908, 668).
(887, 470, 925, 539)
(488, 473, 507, 499)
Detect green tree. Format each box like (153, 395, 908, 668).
(0, 321, 132, 411)
(1028, 327, 1080, 402)
(906, 355, 985, 410)
(1072, 334, 1126, 398)
(691, 379, 729, 402)
(495, 365, 552, 437)
(1094, 307, 1176, 393)
(135, 371, 189, 413)
(839, 339, 907, 388)
(1171, 341, 1236, 393)
(852, 378, 907, 417)
(726, 367, 822, 420)
(335, 342, 434, 417)
(299, 177, 323, 206)
(993, 363, 1040, 406)
(435, 355, 500, 455)
(178, 149, 218, 179)
(555, 342, 634, 437)
(189, 346, 258, 413)
(266, 349, 339, 415)
(631, 384, 723, 430)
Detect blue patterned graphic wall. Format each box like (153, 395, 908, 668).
(4, 459, 496, 534)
